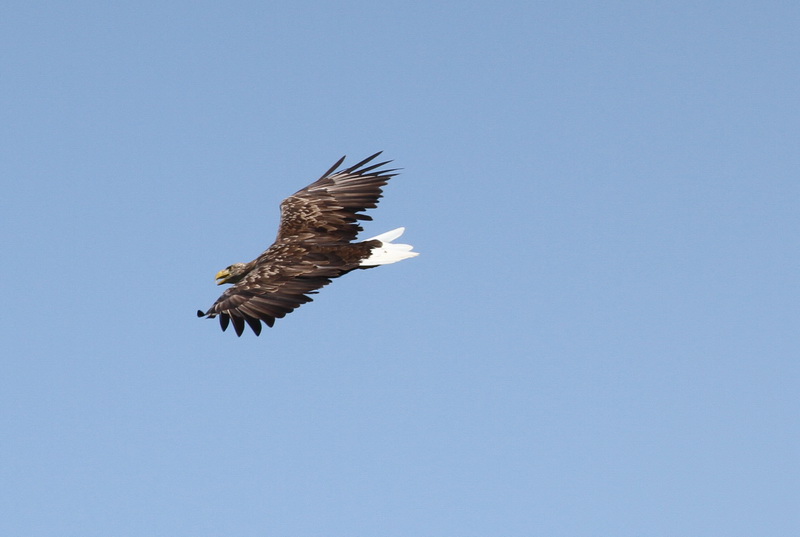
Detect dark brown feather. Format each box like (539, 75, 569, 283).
(244, 316, 262, 336)
(230, 315, 245, 337)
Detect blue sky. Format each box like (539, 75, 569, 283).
(2, 1, 798, 535)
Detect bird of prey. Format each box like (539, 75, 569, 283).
(197, 152, 418, 336)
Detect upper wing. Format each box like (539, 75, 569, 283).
(197, 244, 366, 336)
(276, 152, 398, 244)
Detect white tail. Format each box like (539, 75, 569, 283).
(360, 227, 419, 267)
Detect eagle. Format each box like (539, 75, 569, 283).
(197, 152, 418, 336)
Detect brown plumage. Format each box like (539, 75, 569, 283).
(197, 152, 418, 336)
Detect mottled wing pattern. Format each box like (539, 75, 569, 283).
(276, 152, 398, 244)
(201, 275, 329, 336)
(198, 243, 373, 336)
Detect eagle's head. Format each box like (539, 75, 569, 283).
(215, 262, 251, 285)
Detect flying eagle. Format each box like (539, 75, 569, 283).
(197, 152, 418, 336)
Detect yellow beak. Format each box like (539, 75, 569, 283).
(215, 269, 230, 285)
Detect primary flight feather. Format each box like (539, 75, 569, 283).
(197, 152, 418, 336)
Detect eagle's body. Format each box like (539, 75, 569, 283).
(197, 152, 418, 336)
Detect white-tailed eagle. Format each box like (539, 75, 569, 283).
(197, 152, 418, 336)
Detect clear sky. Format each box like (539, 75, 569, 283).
(2, 1, 798, 535)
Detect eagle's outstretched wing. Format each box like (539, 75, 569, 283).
(276, 152, 398, 244)
(197, 242, 375, 336)
(197, 276, 326, 336)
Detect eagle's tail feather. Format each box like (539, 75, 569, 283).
(360, 227, 419, 266)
